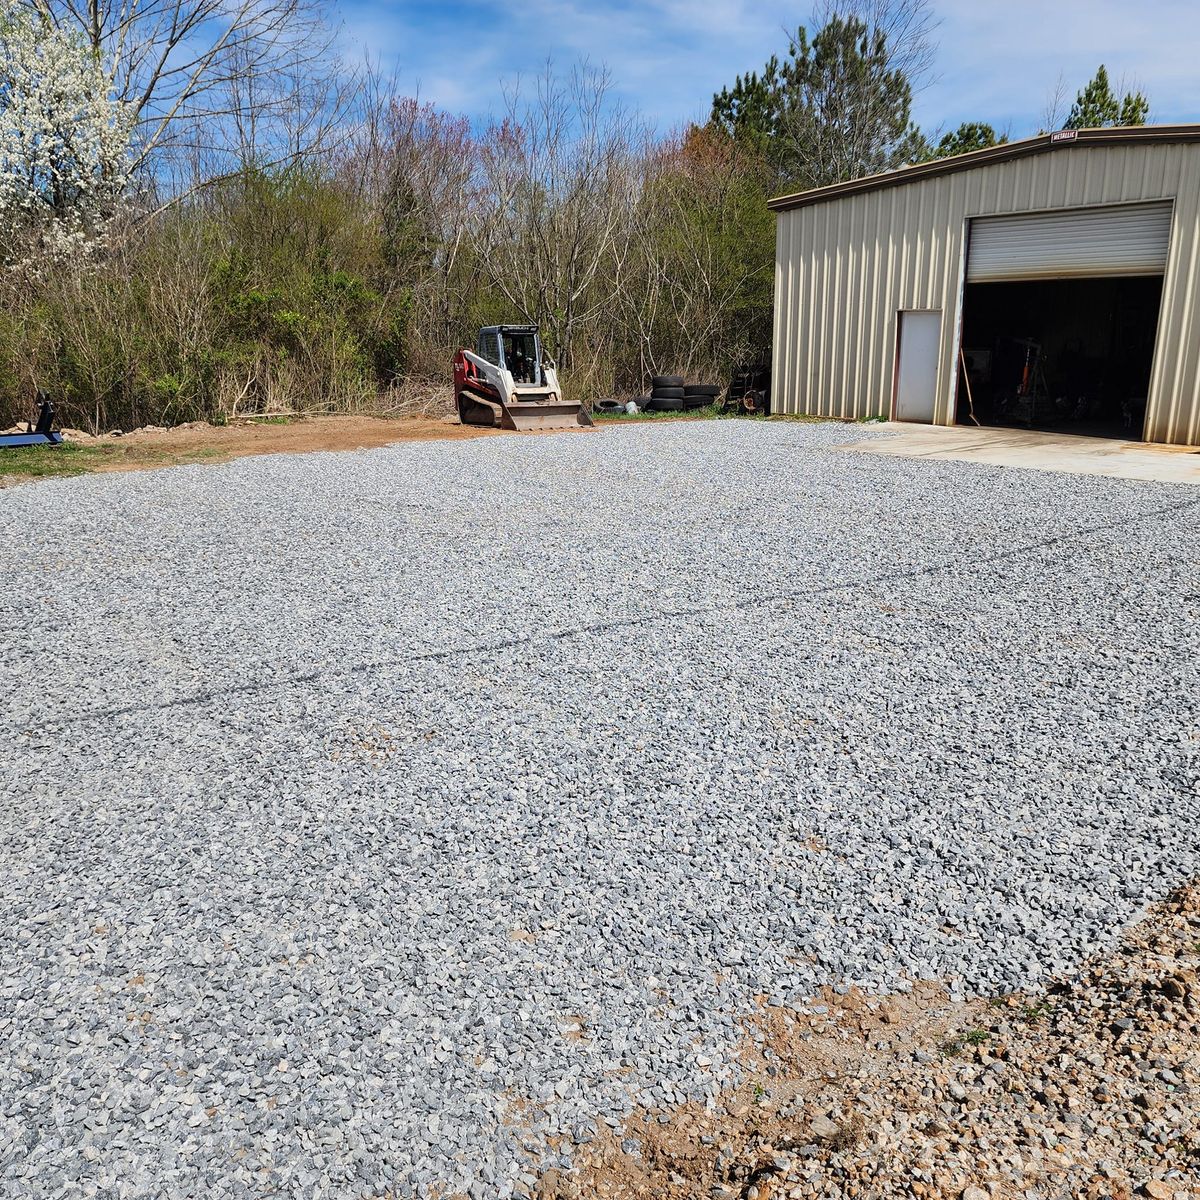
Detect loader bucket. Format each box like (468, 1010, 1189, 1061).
(500, 399, 595, 432)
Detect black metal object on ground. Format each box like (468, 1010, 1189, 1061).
(724, 367, 771, 415)
(0, 398, 63, 449)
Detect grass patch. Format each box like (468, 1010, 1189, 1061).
(0, 441, 221, 485)
(0, 443, 93, 481)
(939, 1028, 990, 1056)
(1018, 1001, 1053, 1023)
(593, 405, 847, 426)
(592, 403, 727, 422)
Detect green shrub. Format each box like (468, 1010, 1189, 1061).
(0, 166, 415, 431)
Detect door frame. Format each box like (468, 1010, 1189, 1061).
(891, 308, 943, 423)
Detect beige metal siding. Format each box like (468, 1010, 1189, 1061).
(772, 142, 1200, 444)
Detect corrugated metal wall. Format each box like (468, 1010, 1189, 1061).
(771, 142, 1200, 445)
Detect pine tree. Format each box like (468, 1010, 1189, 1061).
(932, 122, 1004, 159)
(1065, 65, 1149, 129)
(710, 15, 929, 188)
(710, 61, 782, 159)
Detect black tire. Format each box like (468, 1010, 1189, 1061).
(595, 398, 623, 413)
(683, 383, 722, 398)
(682, 395, 710, 411)
(651, 386, 685, 400)
(647, 396, 684, 412)
(651, 374, 684, 390)
(457, 391, 501, 428)
(631, 396, 653, 409)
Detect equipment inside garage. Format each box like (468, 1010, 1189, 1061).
(958, 276, 1163, 438)
(955, 201, 1170, 439)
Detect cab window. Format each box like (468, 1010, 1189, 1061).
(501, 332, 538, 383)
(476, 331, 500, 364)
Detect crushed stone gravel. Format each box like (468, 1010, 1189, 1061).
(558, 884, 1200, 1200)
(1, 420, 1198, 1198)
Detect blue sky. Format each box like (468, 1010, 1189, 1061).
(340, 0, 1200, 139)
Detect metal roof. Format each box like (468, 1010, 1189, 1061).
(767, 124, 1200, 213)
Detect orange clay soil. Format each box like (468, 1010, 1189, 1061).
(112, 414, 503, 458)
(0, 414, 512, 486)
(528, 884, 1200, 1200)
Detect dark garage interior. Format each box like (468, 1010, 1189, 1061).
(956, 276, 1164, 439)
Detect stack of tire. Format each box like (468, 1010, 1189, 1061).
(643, 376, 722, 413)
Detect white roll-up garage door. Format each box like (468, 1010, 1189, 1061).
(967, 201, 1173, 282)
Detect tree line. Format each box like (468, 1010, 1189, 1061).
(0, 0, 1151, 431)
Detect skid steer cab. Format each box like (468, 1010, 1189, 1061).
(453, 325, 593, 431)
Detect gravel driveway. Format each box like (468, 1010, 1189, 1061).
(2, 420, 1198, 1198)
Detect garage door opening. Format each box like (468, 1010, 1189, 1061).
(956, 202, 1172, 441)
(956, 275, 1164, 440)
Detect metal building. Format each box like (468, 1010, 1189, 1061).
(769, 126, 1200, 446)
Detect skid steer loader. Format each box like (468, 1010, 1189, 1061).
(453, 325, 593, 431)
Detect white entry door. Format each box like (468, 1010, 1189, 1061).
(894, 310, 941, 422)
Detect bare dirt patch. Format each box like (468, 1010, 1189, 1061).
(115, 414, 499, 458)
(0, 414, 506, 486)
(539, 886, 1200, 1200)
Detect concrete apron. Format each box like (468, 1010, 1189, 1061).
(839, 422, 1200, 485)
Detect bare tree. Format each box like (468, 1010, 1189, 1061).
(333, 81, 481, 373)
(1041, 71, 1071, 133)
(621, 127, 772, 385)
(225, 42, 355, 172)
(23, 0, 337, 177)
(472, 63, 644, 379)
(815, 0, 939, 94)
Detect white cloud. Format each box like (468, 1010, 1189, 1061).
(337, 0, 1200, 137)
(921, 0, 1200, 134)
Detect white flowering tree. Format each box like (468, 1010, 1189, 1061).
(21, 0, 333, 183)
(0, 0, 132, 268)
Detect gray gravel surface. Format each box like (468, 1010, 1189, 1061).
(2, 420, 1198, 1198)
